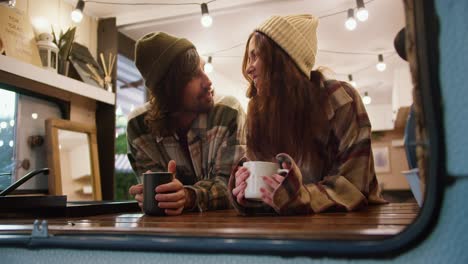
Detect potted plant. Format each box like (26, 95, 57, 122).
(52, 26, 76, 75)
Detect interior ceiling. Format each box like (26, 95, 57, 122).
(76, 0, 407, 106)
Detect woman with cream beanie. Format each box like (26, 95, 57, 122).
(229, 14, 386, 215)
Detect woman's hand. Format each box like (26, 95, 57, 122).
(260, 162, 291, 208)
(232, 166, 250, 205)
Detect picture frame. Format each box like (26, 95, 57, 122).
(373, 146, 391, 173)
(45, 118, 102, 201)
(68, 42, 105, 88)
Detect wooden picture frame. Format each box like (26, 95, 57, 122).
(45, 118, 102, 201)
(373, 146, 391, 173)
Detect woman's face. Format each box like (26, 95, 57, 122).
(246, 36, 265, 95)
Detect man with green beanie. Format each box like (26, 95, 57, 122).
(127, 32, 246, 215)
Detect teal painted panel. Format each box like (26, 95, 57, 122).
(436, 0, 468, 176)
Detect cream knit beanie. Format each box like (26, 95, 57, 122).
(255, 14, 318, 78)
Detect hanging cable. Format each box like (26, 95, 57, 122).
(71, 0, 218, 25)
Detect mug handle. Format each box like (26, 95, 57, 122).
(277, 168, 289, 176)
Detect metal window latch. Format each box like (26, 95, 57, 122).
(31, 220, 49, 238)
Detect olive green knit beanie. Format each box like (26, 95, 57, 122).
(255, 14, 319, 79)
(134, 32, 195, 88)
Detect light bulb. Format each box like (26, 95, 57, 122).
(71, 9, 83, 23)
(31, 113, 38, 119)
(9, 140, 13, 147)
(348, 74, 356, 87)
(345, 9, 357, 31)
(0, 122, 6, 129)
(200, 3, 213, 28)
(204, 56, 213, 73)
(9, 120, 14, 127)
(376, 62, 386, 72)
(201, 14, 213, 28)
(357, 9, 369, 21)
(363, 92, 372, 105)
(204, 62, 213, 73)
(71, 0, 85, 23)
(376, 54, 386, 72)
(8, 0, 15, 7)
(356, 0, 368, 21)
(0, 140, 3, 147)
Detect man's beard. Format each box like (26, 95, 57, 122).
(185, 89, 214, 113)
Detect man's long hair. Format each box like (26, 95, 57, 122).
(242, 32, 329, 163)
(145, 48, 200, 136)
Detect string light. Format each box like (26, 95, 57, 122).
(78, 1, 217, 28)
(362, 92, 372, 105)
(200, 3, 213, 28)
(204, 56, 213, 73)
(0, 0, 16, 8)
(348, 74, 357, 87)
(356, 0, 369, 22)
(376, 54, 386, 71)
(71, 0, 85, 23)
(345, 9, 357, 31)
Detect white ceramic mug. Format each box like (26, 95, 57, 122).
(243, 161, 288, 200)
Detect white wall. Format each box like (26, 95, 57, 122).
(14, 0, 98, 59)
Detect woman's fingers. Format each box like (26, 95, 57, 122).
(235, 167, 250, 185)
(272, 174, 285, 184)
(232, 182, 247, 196)
(262, 175, 281, 191)
(260, 187, 274, 208)
(237, 188, 247, 205)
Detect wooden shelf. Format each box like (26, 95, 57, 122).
(0, 55, 115, 105)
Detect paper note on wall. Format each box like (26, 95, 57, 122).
(0, 5, 41, 66)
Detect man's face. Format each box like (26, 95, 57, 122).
(180, 58, 214, 113)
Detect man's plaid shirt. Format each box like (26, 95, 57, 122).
(127, 96, 246, 212)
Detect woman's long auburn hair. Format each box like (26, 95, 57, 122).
(242, 32, 329, 163)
